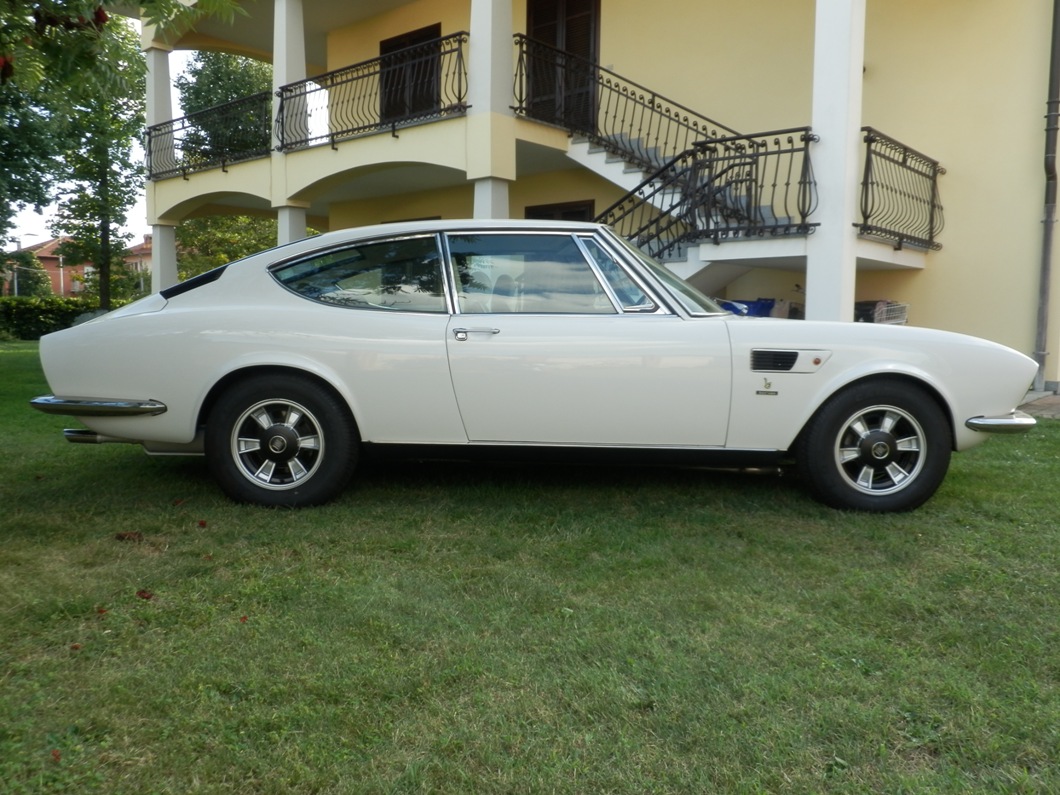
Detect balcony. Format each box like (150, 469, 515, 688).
(513, 33, 739, 172)
(592, 126, 944, 262)
(276, 31, 468, 150)
(595, 128, 820, 260)
(857, 127, 945, 252)
(510, 36, 943, 258)
(146, 91, 272, 180)
(145, 32, 469, 180)
(144, 35, 943, 263)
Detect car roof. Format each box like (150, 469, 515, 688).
(205, 219, 613, 285)
(304, 218, 605, 247)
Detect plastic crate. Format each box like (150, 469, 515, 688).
(854, 300, 908, 325)
(727, 298, 775, 317)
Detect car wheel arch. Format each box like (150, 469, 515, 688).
(795, 373, 955, 453)
(197, 365, 361, 439)
(790, 373, 958, 511)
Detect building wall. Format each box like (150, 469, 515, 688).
(151, 0, 1058, 375)
(326, 0, 468, 71)
(332, 184, 473, 227)
(39, 256, 86, 297)
(329, 168, 623, 228)
(600, 0, 815, 134)
(601, 0, 1052, 357)
(859, 0, 1051, 355)
(510, 170, 621, 218)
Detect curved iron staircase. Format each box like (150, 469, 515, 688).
(512, 35, 820, 261)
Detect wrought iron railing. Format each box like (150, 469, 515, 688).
(276, 31, 468, 150)
(596, 128, 819, 258)
(858, 127, 945, 250)
(146, 91, 272, 180)
(513, 34, 738, 172)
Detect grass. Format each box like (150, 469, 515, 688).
(1, 338, 1058, 793)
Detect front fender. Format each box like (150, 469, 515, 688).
(724, 320, 1035, 452)
(727, 359, 952, 451)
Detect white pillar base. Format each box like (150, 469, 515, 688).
(277, 206, 308, 245)
(151, 224, 178, 292)
(473, 178, 510, 219)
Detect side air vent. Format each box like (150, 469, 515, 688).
(751, 349, 799, 372)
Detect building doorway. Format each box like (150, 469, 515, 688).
(380, 24, 442, 125)
(525, 200, 596, 222)
(526, 0, 600, 133)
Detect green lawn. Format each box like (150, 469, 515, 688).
(1, 339, 1057, 793)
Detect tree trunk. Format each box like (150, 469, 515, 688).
(97, 148, 111, 311)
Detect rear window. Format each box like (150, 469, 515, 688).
(271, 236, 446, 313)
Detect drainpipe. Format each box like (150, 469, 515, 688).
(1034, 0, 1060, 392)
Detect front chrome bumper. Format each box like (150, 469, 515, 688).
(965, 410, 1036, 434)
(30, 395, 167, 417)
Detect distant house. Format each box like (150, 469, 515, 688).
(124, 234, 153, 292)
(12, 235, 152, 297)
(21, 238, 87, 297)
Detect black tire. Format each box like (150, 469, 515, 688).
(796, 380, 952, 512)
(205, 374, 358, 507)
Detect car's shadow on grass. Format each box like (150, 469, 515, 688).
(18, 443, 820, 534)
(354, 455, 808, 509)
(141, 450, 810, 509)
(14, 446, 909, 564)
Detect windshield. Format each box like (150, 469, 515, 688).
(603, 230, 728, 315)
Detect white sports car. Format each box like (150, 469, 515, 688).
(31, 220, 1036, 512)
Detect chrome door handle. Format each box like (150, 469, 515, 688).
(452, 327, 500, 341)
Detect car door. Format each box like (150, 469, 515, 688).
(444, 231, 732, 446)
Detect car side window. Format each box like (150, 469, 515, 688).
(447, 233, 617, 314)
(271, 236, 446, 313)
(579, 238, 657, 312)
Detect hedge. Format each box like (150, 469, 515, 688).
(0, 296, 107, 340)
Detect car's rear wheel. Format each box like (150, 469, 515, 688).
(206, 374, 358, 507)
(796, 380, 952, 512)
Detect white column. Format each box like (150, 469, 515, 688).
(272, 0, 308, 242)
(273, 0, 306, 150)
(467, 0, 514, 219)
(277, 206, 308, 245)
(473, 177, 510, 219)
(144, 43, 173, 126)
(142, 24, 178, 292)
(151, 224, 178, 292)
(804, 0, 866, 322)
(468, 0, 511, 115)
(142, 27, 176, 208)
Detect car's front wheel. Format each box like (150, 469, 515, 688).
(206, 374, 358, 507)
(796, 380, 952, 512)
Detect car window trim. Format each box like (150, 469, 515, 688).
(574, 233, 667, 315)
(268, 232, 449, 314)
(571, 234, 625, 313)
(597, 229, 730, 318)
(438, 232, 459, 314)
(590, 231, 682, 316)
(443, 229, 620, 317)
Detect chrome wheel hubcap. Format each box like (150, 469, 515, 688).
(834, 404, 926, 495)
(230, 398, 324, 491)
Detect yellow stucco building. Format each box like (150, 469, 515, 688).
(141, 0, 1060, 388)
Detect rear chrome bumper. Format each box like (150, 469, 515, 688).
(30, 395, 167, 417)
(965, 410, 1036, 434)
